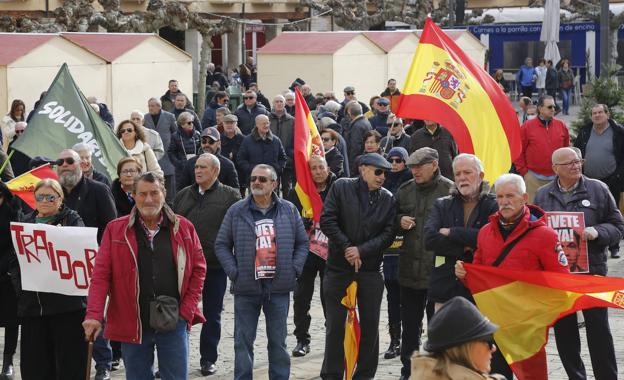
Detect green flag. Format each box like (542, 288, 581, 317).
(12, 63, 127, 180)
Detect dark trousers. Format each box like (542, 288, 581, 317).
(3, 325, 18, 357)
(383, 256, 400, 327)
(603, 177, 621, 255)
(280, 168, 294, 197)
(293, 254, 326, 343)
(164, 174, 176, 205)
(399, 287, 433, 377)
(321, 270, 384, 380)
(521, 85, 534, 98)
(200, 267, 228, 365)
(20, 309, 87, 380)
(554, 308, 617, 380)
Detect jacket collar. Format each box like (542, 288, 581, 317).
(251, 127, 273, 141)
(450, 181, 491, 199)
(128, 203, 179, 234)
(548, 175, 588, 203)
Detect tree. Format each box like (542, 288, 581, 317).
(571, 63, 624, 137)
(0, 0, 235, 116)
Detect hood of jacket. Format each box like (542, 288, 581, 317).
(450, 180, 491, 199)
(251, 127, 274, 142)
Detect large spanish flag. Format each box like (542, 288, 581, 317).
(294, 87, 325, 221)
(464, 263, 624, 380)
(7, 164, 58, 209)
(396, 18, 521, 184)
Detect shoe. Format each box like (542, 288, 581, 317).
(1, 364, 13, 379)
(611, 252, 621, 259)
(384, 323, 401, 359)
(94, 368, 111, 380)
(110, 358, 121, 371)
(201, 362, 217, 376)
(292, 341, 310, 357)
(154, 369, 161, 378)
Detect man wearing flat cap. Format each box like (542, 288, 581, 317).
(338, 86, 370, 123)
(395, 147, 453, 379)
(368, 97, 392, 136)
(380, 115, 410, 155)
(320, 153, 396, 379)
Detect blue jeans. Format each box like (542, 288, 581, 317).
(93, 332, 112, 371)
(234, 293, 290, 380)
(200, 268, 228, 365)
(561, 88, 571, 113)
(121, 319, 189, 380)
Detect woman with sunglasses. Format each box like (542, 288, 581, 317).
(411, 296, 504, 380)
(320, 128, 344, 178)
(17, 178, 89, 379)
(169, 112, 201, 191)
(111, 157, 143, 216)
(1, 99, 26, 152)
(116, 119, 163, 177)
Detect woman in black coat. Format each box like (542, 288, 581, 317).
(0, 182, 21, 377)
(320, 128, 344, 178)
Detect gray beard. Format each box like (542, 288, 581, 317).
(59, 171, 81, 189)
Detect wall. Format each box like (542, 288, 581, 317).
(257, 54, 332, 100)
(333, 36, 386, 102)
(386, 33, 420, 89)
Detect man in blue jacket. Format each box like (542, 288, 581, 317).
(215, 164, 309, 380)
(516, 57, 537, 98)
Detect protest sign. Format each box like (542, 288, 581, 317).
(545, 212, 588, 273)
(11, 222, 98, 296)
(255, 219, 277, 279)
(309, 221, 328, 261)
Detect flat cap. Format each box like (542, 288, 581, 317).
(406, 147, 439, 166)
(344, 86, 355, 93)
(201, 126, 220, 141)
(223, 114, 238, 122)
(377, 98, 390, 106)
(359, 153, 392, 170)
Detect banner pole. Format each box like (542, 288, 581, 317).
(0, 149, 15, 175)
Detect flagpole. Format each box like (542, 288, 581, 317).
(0, 150, 15, 175)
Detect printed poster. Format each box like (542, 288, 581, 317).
(255, 219, 277, 279)
(309, 221, 328, 261)
(545, 212, 589, 273)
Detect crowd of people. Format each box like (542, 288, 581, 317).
(0, 62, 622, 380)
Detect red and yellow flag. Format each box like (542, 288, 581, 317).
(7, 164, 58, 209)
(396, 18, 521, 183)
(464, 263, 624, 380)
(342, 281, 360, 380)
(294, 87, 325, 222)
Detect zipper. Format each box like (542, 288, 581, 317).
(37, 292, 43, 316)
(124, 228, 142, 343)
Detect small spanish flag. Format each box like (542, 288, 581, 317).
(7, 164, 58, 209)
(464, 263, 624, 380)
(396, 18, 521, 183)
(342, 281, 360, 380)
(293, 87, 325, 221)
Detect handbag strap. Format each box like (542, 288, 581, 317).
(492, 226, 536, 267)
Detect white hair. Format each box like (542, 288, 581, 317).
(452, 153, 484, 174)
(72, 143, 93, 155)
(148, 97, 162, 107)
(324, 100, 341, 113)
(197, 153, 220, 170)
(494, 173, 526, 194)
(273, 94, 285, 102)
(130, 110, 144, 119)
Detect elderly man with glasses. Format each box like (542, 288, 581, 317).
(513, 95, 570, 202)
(234, 90, 269, 136)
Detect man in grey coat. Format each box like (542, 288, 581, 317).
(534, 147, 624, 380)
(215, 164, 309, 380)
(143, 97, 178, 203)
(269, 95, 295, 195)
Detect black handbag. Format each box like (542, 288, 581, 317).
(149, 295, 179, 332)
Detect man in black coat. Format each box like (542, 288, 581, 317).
(343, 102, 372, 177)
(320, 153, 396, 380)
(178, 127, 239, 190)
(409, 120, 458, 180)
(573, 104, 624, 258)
(56, 149, 117, 379)
(172, 94, 202, 132)
(234, 90, 269, 135)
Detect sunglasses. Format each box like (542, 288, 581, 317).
(184, 121, 194, 125)
(389, 158, 404, 164)
(201, 137, 218, 144)
(378, 103, 389, 107)
(56, 157, 75, 166)
(480, 339, 496, 350)
(373, 168, 386, 176)
(322, 137, 332, 142)
(545, 105, 556, 110)
(15, 129, 25, 135)
(345, 92, 354, 96)
(120, 128, 134, 134)
(35, 194, 59, 203)
(250, 175, 270, 183)
(244, 96, 255, 100)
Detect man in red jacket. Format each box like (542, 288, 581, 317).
(513, 96, 570, 202)
(83, 172, 206, 379)
(456, 172, 569, 379)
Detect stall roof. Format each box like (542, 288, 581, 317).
(258, 32, 366, 54)
(61, 33, 152, 62)
(0, 34, 56, 65)
(362, 31, 415, 53)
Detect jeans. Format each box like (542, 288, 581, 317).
(399, 287, 433, 377)
(382, 255, 400, 327)
(554, 308, 617, 380)
(121, 319, 189, 380)
(234, 293, 290, 380)
(93, 331, 113, 371)
(200, 268, 228, 365)
(293, 254, 326, 343)
(321, 270, 384, 380)
(561, 88, 572, 113)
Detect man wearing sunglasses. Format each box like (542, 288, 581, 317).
(513, 95, 570, 203)
(534, 147, 624, 380)
(320, 153, 396, 380)
(215, 164, 308, 380)
(234, 90, 269, 136)
(337, 86, 369, 123)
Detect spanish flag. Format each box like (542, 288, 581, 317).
(396, 18, 521, 184)
(7, 164, 58, 209)
(342, 281, 360, 379)
(464, 263, 624, 380)
(294, 87, 325, 221)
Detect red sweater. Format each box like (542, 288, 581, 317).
(514, 117, 570, 176)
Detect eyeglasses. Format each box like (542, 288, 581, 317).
(184, 121, 194, 125)
(244, 96, 255, 100)
(378, 103, 389, 107)
(555, 159, 584, 167)
(201, 137, 218, 144)
(389, 158, 404, 164)
(250, 175, 270, 183)
(15, 129, 25, 135)
(120, 128, 134, 134)
(373, 168, 386, 176)
(545, 105, 556, 110)
(56, 157, 75, 166)
(480, 339, 496, 350)
(345, 92, 354, 96)
(121, 169, 138, 176)
(35, 194, 59, 203)
(322, 137, 332, 142)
